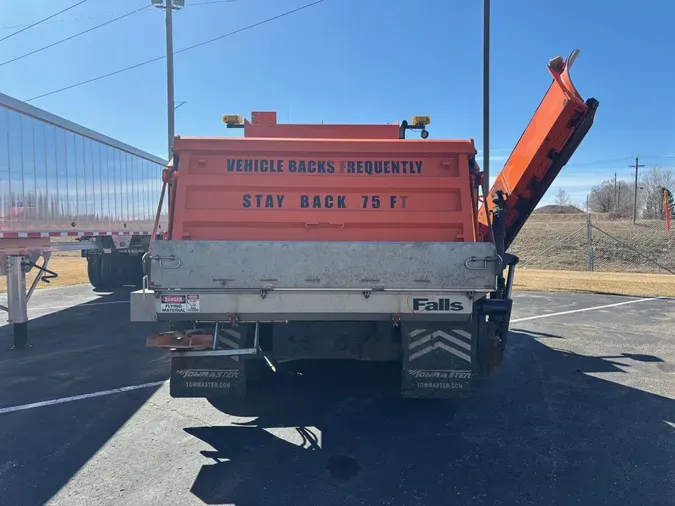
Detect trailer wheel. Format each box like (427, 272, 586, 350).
(99, 254, 121, 290)
(87, 256, 104, 289)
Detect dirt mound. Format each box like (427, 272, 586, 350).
(533, 204, 584, 214)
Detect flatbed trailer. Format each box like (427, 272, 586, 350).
(131, 51, 598, 399)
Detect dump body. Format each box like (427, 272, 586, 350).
(169, 137, 480, 243)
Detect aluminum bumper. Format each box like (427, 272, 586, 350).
(130, 288, 486, 322)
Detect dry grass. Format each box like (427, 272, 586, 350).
(515, 268, 675, 297)
(511, 217, 675, 274)
(0, 256, 89, 294)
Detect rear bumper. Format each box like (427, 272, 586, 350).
(130, 288, 486, 323)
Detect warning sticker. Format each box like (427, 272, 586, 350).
(186, 295, 200, 312)
(160, 294, 200, 313)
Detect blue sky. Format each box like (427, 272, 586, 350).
(1, 0, 674, 206)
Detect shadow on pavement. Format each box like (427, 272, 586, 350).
(510, 327, 564, 339)
(185, 331, 675, 506)
(0, 288, 167, 506)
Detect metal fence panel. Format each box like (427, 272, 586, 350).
(513, 214, 675, 275)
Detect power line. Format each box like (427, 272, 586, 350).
(0, 17, 99, 31)
(546, 154, 675, 169)
(25, 0, 326, 102)
(0, 17, 97, 31)
(478, 154, 672, 170)
(642, 155, 675, 160)
(566, 155, 675, 168)
(0, 6, 152, 68)
(0, 0, 89, 43)
(0, 0, 235, 31)
(565, 156, 633, 167)
(191, 0, 237, 5)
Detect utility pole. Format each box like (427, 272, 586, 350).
(617, 184, 621, 212)
(482, 0, 490, 200)
(614, 173, 617, 212)
(152, 0, 184, 160)
(631, 156, 645, 224)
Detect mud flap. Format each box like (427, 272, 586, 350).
(476, 298, 513, 375)
(170, 323, 250, 399)
(401, 321, 477, 399)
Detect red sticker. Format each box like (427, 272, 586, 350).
(161, 295, 186, 304)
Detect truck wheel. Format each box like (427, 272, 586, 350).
(99, 254, 121, 290)
(114, 255, 144, 287)
(129, 255, 144, 287)
(87, 256, 104, 289)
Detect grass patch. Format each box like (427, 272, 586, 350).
(0, 256, 89, 293)
(514, 268, 675, 297)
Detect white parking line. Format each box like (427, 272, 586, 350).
(511, 296, 663, 323)
(45, 300, 130, 310)
(0, 381, 166, 415)
(77, 300, 129, 307)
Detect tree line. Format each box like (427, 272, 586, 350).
(590, 166, 673, 219)
(551, 166, 674, 219)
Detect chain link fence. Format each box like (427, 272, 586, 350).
(510, 213, 675, 275)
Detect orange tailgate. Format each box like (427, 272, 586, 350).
(169, 137, 479, 242)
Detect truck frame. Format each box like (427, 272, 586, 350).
(131, 51, 598, 399)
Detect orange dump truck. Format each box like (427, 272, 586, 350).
(131, 51, 598, 399)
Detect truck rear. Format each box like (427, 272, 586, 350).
(131, 51, 598, 400)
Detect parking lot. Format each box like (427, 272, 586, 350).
(0, 286, 673, 506)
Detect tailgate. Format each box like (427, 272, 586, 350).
(169, 136, 479, 243)
(146, 240, 498, 292)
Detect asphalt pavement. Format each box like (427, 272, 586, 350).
(0, 286, 673, 506)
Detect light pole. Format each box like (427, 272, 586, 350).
(152, 0, 184, 160)
(482, 0, 490, 199)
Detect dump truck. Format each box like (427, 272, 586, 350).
(130, 50, 598, 399)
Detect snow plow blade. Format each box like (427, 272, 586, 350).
(478, 50, 599, 249)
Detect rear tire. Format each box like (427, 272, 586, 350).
(127, 255, 144, 287)
(87, 256, 104, 289)
(99, 254, 121, 290)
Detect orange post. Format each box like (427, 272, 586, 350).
(665, 188, 671, 232)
